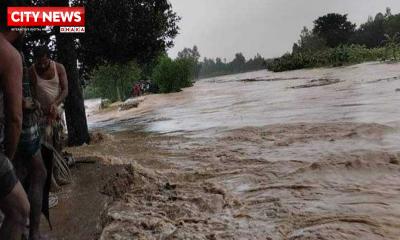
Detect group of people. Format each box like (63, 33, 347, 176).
(0, 9, 69, 240)
(130, 80, 150, 98)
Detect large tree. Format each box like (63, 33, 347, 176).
(386, 13, 400, 37)
(177, 45, 201, 78)
(23, 0, 90, 146)
(53, 0, 90, 146)
(177, 46, 200, 61)
(313, 13, 356, 48)
(295, 26, 327, 53)
(80, 0, 180, 76)
(350, 13, 386, 48)
(230, 53, 246, 73)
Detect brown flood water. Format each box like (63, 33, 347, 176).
(75, 62, 400, 239)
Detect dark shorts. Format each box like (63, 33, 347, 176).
(18, 136, 41, 158)
(0, 153, 18, 199)
(19, 124, 41, 157)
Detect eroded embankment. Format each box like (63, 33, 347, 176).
(68, 121, 400, 240)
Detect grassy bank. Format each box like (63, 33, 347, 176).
(267, 45, 399, 72)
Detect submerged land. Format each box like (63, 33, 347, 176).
(43, 62, 400, 240)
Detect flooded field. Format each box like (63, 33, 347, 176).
(76, 62, 400, 239)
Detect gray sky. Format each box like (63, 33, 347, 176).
(168, 0, 400, 60)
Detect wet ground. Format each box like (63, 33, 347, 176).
(49, 62, 400, 239)
(41, 161, 125, 240)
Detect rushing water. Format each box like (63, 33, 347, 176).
(88, 62, 400, 134)
(84, 62, 400, 239)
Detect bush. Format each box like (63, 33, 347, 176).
(267, 45, 393, 72)
(83, 85, 99, 99)
(85, 62, 141, 101)
(152, 56, 194, 93)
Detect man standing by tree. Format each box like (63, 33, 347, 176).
(30, 46, 68, 149)
(30, 46, 68, 189)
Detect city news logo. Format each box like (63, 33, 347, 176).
(7, 7, 85, 33)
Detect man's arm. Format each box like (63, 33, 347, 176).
(53, 63, 68, 106)
(0, 41, 23, 159)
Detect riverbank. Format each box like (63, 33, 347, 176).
(48, 121, 400, 239)
(44, 62, 400, 239)
(40, 161, 125, 239)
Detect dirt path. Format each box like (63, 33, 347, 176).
(41, 162, 124, 240)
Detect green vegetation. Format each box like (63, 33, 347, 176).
(267, 45, 388, 72)
(84, 62, 141, 102)
(382, 33, 400, 60)
(80, 0, 183, 100)
(199, 53, 267, 78)
(152, 56, 195, 93)
(268, 8, 400, 72)
(80, 0, 180, 78)
(84, 55, 196, 100)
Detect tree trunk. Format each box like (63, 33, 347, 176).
(56, 34, 90, 146)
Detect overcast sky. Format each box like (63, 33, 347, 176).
(168, 0, 400, 60)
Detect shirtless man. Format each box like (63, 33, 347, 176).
(0, 20, 30, 240)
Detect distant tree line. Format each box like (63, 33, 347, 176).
(176, 46, 267, 79)
(268, 8, 400, 72)
(199, 53, 267, 78)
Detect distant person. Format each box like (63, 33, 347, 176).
(0, 25, 30, 240)
(131, 83, 141, 98)
(131, 83, 136, 97)
(140, 81, 145, 93)
(30, 46, 68, 190)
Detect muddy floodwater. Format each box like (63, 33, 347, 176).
(75, 62, 400, 239)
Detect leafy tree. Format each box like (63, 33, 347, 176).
(350, 13, 386, 48)
(230, 53, 246, 72)
(385, 7, 392, 18)
(246, 53, 267, 71)
(313, 13, 356, 47)
(177, 45, 200, 61)
(385, 13, 400, 37)
(152, 56, 194, 93)
(177, 45, 201, 78)
(89, 62, 141, 102)
(296, 26, 327, 53)
(383, 33, 400, 60)
(80, 0, 180, 76)
(271, 9, 400, 72)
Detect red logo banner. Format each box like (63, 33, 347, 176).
(7, 7, 85, 27)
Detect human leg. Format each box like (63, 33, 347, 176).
(28, 150, 47, 240)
